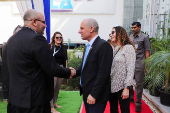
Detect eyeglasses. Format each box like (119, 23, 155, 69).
(35, 19, 46, 24)
(112, 31, 116, 34)
(26, 19, 46, 24)
(55, 37, 62, 39)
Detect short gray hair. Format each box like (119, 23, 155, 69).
(23, 9, 39, 21)
(86, 18, 99, 33)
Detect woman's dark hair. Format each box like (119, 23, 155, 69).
(107, 39, 113, 46)
(50, 31, 63, 46)
(113, 26, 136, 50)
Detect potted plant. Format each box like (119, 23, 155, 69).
(144, 72, 164, 96)
(144, 36, 170, 106)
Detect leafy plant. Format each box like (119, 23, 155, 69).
(67, 57, 82, 90)
(144, 37, 170, 93)
(60, 85, 67, 90)
(67, 45, 84, 90)
(150, 37, 170, 52)
(144, 72, 164, 93)
(68, 45, 84, 60)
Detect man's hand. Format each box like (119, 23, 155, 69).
(69, 67, 76, 78)
(121, 87, 129, 99)
(87, 94, 96, 105)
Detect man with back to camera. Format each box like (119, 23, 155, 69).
(129, 22, 150, 112)
(2, 9, 75, 113)
(74, 18, 113, 113)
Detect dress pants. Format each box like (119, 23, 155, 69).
(7, 103, 16, 113)
(129, 69, 144, 106)
(50, 77, 62, 107)
(83, 96, 107, 113)
(110, 89, 130, 113)
(13, 103, 51, 113)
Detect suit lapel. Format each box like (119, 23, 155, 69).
(83, 36, 100, 69)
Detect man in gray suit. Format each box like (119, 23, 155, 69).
(129, 22, 150, 112)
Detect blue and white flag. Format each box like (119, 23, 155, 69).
(31, 0, 51, 43)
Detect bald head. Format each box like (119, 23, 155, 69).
(85, 18, 99, 33)
(23, 9, 40, 21)
(23, 9, 47, 35)
(79, 18, 99, 41)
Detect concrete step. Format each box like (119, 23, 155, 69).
(143, 89, 170, 113)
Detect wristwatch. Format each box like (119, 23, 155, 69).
(125, 86, 130, 89)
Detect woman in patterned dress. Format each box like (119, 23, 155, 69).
(109, 26, 136, 113)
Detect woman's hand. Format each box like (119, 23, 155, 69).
(121, 87, 129, 99)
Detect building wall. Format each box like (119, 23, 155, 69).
(140, 0, 170, 38)
(51, 0, 124, 43)
(123, 0, 143, 36)
(123, 0, 170, 38)
(0, 2, 23, 44)
(0, 0, 124, 44)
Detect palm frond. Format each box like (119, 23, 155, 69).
(144, 51, 170, 92)
(150, 37, 170, 54)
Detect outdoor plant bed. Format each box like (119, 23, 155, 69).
(149, 87, 160, 97)
(144, 37, 170, 106)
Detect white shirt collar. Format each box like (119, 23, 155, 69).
(88, 35, 98, 46)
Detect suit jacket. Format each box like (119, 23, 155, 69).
(76, 36, 113, 104)
(1, 27, 71, 108)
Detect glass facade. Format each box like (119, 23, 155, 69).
(123, 0, 143, 35)
(123, 0, 170, 38)
(123, 0, 135, 35)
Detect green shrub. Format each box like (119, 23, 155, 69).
(60, 85, 67, 90)
(67, 45, 84, 90)
(144, 37, 170, 93)
(65, 86, 74, 91)
(67, 57, 82, 90)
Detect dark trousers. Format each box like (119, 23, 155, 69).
(12, 103, 51, 113)
(110, 89, 130, 113)
(83, 96, 107, 113)
(129, 70, 144, 106)
(129, 85, 134, 100)
(7, 103, 16, 113)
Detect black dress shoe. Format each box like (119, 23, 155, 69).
(135, 106, 141, 112)
(130, 98, 134, 102)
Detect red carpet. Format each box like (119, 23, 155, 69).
(81, 91, 153, 113)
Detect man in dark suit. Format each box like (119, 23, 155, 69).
(1, 9, 75, 113)
(75, 18, 113, 113)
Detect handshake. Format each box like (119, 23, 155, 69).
(69, 67, 76, 78)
